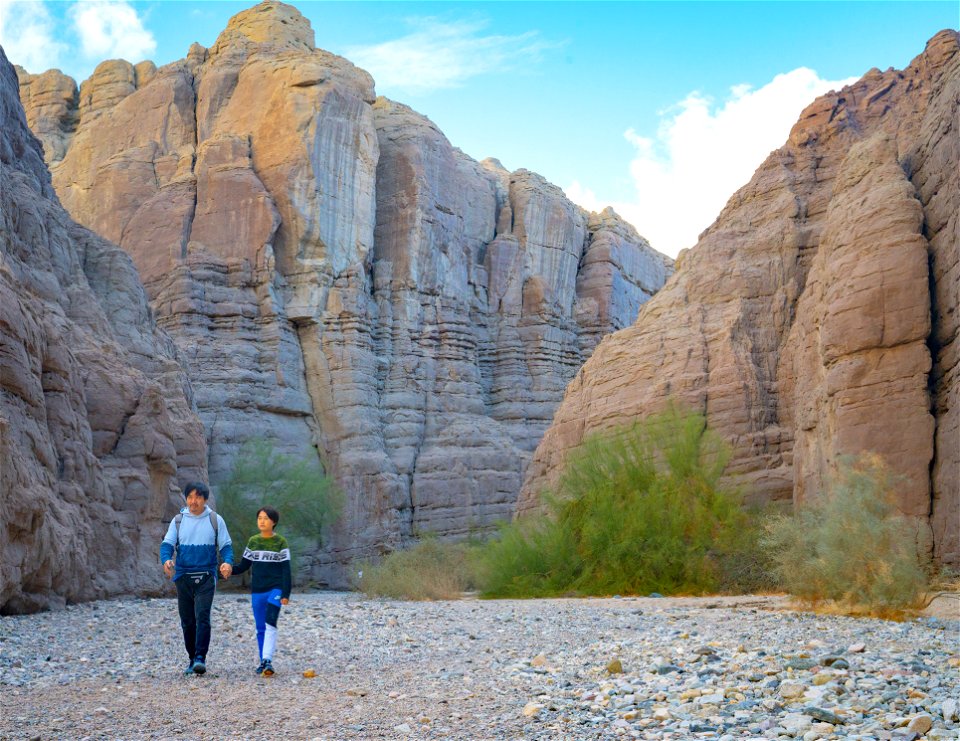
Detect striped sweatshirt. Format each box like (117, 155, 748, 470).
(231, 534, 292, 600)
(159, 506, 234, 582)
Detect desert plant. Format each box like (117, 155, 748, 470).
(762, 454, 928, 612)
(216, 438, 343, 576)
(358, 535, 481, 600)
(478, 406, 764, 597)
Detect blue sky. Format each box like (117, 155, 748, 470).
(2, 1, 956, 256)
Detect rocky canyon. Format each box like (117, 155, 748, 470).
(11, 1, 672, 588)
(521, 30, 959, 568)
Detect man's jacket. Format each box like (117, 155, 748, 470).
(160, 505, 234, 582)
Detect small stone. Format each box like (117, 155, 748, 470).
(522, 702, 543, 717)
(806, 707, 844, 725)
(813, 673, 832, 686)
(780, 682, 807, 700)
(607, 658, 624, 674)
(941, 698, 959, 721)
(394, 723, 412, 734)
(907, 715, 933, 735)
(653, 708, 671, 721)
(786, 658, 819, 671)
(302, 669, 316, 678)
(847, 643, 866, 653)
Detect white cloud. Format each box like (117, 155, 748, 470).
(69, 0, 155, 62)
(0, 0, 67, 72)
(346, 17, 555, 94)
(566, 68, 858, 258)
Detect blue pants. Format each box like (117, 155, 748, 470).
(251, 589, 283, 660)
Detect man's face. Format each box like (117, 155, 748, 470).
(186, 490, 206, 515)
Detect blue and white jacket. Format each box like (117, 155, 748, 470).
(160, 505, 234, 582)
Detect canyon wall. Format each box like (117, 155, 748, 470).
(0, 48, 206, 613)
(521, 31, 959, 567)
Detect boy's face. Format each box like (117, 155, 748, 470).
(257, 511, 274, 533)
(186, 490, 206, 515)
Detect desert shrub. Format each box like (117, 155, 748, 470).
(478, 406, 764, 597)
(762, 454, 928, 612)
(358, 536, 481, 600)
(216, 438, 343, 576)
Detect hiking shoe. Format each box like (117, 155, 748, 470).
(261, 659, 275, 677)
(192, 656, 207, 675)
(255, 659, 267, 675)
(184, 660, 196, 675)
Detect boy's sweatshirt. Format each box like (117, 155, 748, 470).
(160, 505, 234, 581)
(232, 534, 292, 600)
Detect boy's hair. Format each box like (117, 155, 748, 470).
(183, 481, 210, 500)
(258, 506, 280, 526)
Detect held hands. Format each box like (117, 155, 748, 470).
(163, 560, 174, 579)
(219, 562, 233, 580)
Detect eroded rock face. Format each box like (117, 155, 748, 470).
(17, 1, 672, 580)
(0, 48, 206, 613)
(521, 31, 959, 567)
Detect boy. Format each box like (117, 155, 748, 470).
(230, 506, 291, 676)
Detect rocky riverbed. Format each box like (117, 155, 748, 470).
(0, 593, 957, 740)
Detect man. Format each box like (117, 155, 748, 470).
(160, 482, 234, 675)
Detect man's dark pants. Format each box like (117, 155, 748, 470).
(175, 572, 215, 660)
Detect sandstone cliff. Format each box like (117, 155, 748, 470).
(521, 31, 959, 567)
(0, 48, 207, 613)
(16, 1, 672, 580)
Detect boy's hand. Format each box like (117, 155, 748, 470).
(219, 563, 233, 579)
(281, 598, 289, 605)
(163, 560, 174, 579)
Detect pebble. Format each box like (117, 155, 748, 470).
(0, 593, 956, 740)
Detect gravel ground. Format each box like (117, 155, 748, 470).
(0, 592, 957, 740)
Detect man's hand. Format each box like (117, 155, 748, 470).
(281, 598, 289, 605)
(219, 562, 233, 579)
(163, 560, 174, 579)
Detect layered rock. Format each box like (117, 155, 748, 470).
(0, 48, 206, 613)
(521, 31, 959, 567)
(17, 1, 672, 579)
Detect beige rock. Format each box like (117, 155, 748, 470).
(18, 1, 673, 582)
(519, 30, 959, 568)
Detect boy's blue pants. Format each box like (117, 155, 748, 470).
(251, 589, 283, 660)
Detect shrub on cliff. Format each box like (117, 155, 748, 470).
(477, 407, 763, 597)
(762, 454, 928, 612)
(216, 438, 342, 573)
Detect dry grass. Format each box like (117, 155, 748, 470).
(357, 537, 479, 600)
(762, 454, 930, 614)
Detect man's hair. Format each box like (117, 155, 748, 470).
(183, 481, 210, 500)
(258, 506, 280, 526)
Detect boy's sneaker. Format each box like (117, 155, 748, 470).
(255, 659, 267, 675)
(192, 656, 207, 675)
(184, 660, 196, 675)
(261, 659, 275, 677)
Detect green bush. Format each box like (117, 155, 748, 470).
(358, 536, 481, 600)
(216, 438, 343, 576)
(478, 406, 764, 597)
(762, 454, 928, 612)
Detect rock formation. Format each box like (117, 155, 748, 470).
(0, 48, 206, 613)
(521, 31, 959, 567)
(16, 1, 672, 580)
